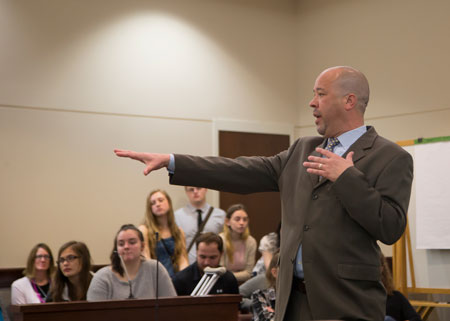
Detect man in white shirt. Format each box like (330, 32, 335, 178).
(174, 186, 226, 264)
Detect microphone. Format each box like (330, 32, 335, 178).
(154, 231, 160, 321)
(114, 250, 134, 299)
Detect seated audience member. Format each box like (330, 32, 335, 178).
(139, 189, 188, 278)
(47, 241, 93, 302)
(252, 223, 280, 276)
(220, 204, 257, 282)
(11, 243, 55, 304)
(251, 251, 280, 321)
(87, 224, 176, 300)
(175, 186, 226, 264)
(239, 274, 270, 313)
(381, 253, 422, 321)
(172, 232, 239, 295)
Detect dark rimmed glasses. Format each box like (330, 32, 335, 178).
(57, 255, 79, 264)
(35, 254, 50, 260)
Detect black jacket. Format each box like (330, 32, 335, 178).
(172, 262, 239, 296)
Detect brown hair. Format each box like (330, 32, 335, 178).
(265, 251, 280, 288)
(51, 241, 92, 302)
(223, 204, 250, 264)
(24, 243, 55, 280)
(380, 253, 395, 295)
(110, 224, 144, 277)
(196, 232, 223, 253)
(144, 189, 186, 273)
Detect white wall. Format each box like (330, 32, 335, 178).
(0, 0, 298, 266)
(0, 0, 298, 123)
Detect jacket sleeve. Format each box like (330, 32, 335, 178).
(156, 261, 177, 297)
(169, 139, 303, 194)
(11, 280, 27, 305)
(331, 150, 413, 244)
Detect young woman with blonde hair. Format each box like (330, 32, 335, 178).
(139, 189, 188, 278)
(220, 204, 256, 283)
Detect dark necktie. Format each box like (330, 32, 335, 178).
(196, 209, 203, 230)
(319, 137, 340, 181)
(325, 137, 340, 152)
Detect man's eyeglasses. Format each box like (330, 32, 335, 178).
(57, 255, 79, 264)
(35, 255, 50, 260)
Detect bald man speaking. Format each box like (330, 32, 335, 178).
(115, 66, 413, 321)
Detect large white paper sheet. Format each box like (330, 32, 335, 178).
(415, 142, 450, 249)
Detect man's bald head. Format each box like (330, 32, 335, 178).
(321, 66, 370, 114)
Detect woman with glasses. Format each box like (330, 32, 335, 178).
(47, 241, 93, 302)
(87, 224, 176, 301)
(11, 243, 55, 304)
(139, 189, 188, 278)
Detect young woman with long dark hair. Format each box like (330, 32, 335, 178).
(87, 224, 176, 300)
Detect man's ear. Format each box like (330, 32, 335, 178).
(344, 93, 357, 111)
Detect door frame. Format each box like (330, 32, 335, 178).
(209, 118, 294, 207)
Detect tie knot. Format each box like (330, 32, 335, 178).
(325, 137, 339, 151)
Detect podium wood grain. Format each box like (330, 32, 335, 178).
(11, 295, 241, 321)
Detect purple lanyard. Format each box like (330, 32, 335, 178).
(30, 279, 48, 303)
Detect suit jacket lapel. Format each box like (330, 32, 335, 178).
(308, 140, 326, 187)
(309, 127, 378, 188)
(343, 126, 378, 163)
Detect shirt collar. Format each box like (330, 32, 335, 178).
(335, 125, 367, 150)
(186, 203, 210, 213)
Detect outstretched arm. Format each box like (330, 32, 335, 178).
(114, 149, 170, 175)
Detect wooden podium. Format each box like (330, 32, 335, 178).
(11, 295, 241, 321)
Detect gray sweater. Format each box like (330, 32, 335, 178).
(87, 260, 176, 301)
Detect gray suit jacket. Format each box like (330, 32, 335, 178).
(170, 127, 413, 321)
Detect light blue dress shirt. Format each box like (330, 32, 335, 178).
(168, 154, 175, 174)
(294, 125, 367, 279)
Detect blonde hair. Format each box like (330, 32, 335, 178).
(144, 189, 186, 273)
(223, 204, 250, 264)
